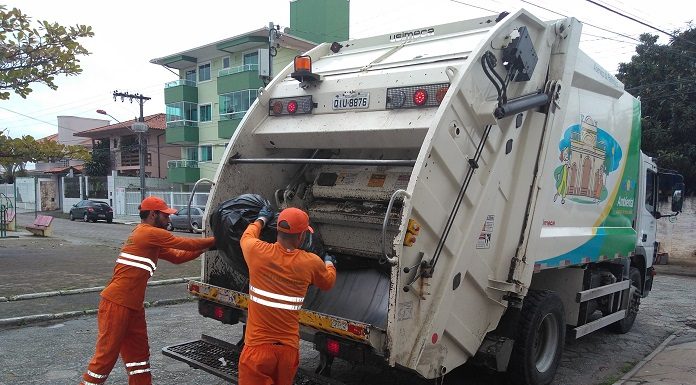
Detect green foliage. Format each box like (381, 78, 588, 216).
(84, 139, 111, 176)
(0, 5, 94, 100)
(617, 27, 696, 191)
(0, 131, 90, 182)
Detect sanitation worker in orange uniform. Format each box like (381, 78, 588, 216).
(238, 206, 337, 385)
(79, 196, 215, 385)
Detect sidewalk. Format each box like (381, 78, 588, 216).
(0, 280, 197, 329)
(615, 325, 696, 385)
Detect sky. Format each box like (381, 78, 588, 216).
(1, 0, 693, 140)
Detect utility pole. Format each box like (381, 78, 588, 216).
(113, 90, 151, 201)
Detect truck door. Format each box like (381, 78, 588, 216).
(636, 156, 658, 265)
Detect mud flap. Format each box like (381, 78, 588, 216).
(162, 334, 346, 385)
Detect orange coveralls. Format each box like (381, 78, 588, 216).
(80, 224, 215, 385)
(238, 221, 336, 385)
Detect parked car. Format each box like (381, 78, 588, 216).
(167, 207, 204, 233)
(69, 200, 113, 223)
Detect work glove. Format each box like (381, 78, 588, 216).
(257, 205, 275, 227)
(324, 253, 337, 266)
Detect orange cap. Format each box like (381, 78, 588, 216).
(139, 196, 177, 214)
(277, 207, 314, 234)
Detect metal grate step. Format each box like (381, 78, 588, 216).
(162, 334, 344, 385)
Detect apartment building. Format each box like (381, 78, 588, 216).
(149, 0, 349, 185)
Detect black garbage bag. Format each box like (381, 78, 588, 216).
(210, 193, 327, 280)
(210, 194, 278, 276)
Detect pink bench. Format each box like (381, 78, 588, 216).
(26, 215, 54, 237)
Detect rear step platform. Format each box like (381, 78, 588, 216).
(162, 334, 345, 385)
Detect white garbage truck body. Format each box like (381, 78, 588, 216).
(164, 8, 683, 385)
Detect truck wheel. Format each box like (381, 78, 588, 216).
(610, 267, 641, 334)
(508, 290, 565, 385)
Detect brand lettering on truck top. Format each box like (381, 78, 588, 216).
(390, 27, 435, 42)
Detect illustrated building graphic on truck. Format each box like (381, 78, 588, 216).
(555, 115, 622, 204)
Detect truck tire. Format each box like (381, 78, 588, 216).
(508, 290, 565, 385)
(609, 267, 641, 334)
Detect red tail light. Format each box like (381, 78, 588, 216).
(412, 89, 428, 106)
(272, 101, 283, 115)
(435, 85, 449, 104)
(214, 306, 225, 320)
(286, 100, 298, 114)
(326, 338, 340, 357)
(87, 208, 94, 212)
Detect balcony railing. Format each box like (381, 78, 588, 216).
(166, 119, 199, 128)
(165, 79, 197, 88)
(218, 64, 259, 77)
(220, 111, 248, 120)
(168, 160, 199, 169)
(120, 152, 152, 167)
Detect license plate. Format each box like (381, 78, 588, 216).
(332, 92, 369, 110)
(98, 214, 105, 218)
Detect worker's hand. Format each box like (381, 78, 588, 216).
(257, 205, 274, 227)
(324, 254, 337, 266)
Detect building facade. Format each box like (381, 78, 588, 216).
(149, 0, 349, 185)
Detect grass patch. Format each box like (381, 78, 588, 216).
(598, 361, 638, 385)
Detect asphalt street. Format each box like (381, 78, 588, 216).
(1, 213, 696, 384)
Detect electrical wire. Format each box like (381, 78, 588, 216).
(585, 0, 696, 48)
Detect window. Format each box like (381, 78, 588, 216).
(646, 168, 657, 216)
(166, 102, 198, 127)
(199, 104, 212, 122)
(219, 89, 259, 119)
(222, 56, 230, 69)
(186, 147, 198, 161)
(243, 51, 258, 66)
(185, 69, 196, 83)
(200, 145, 213, 162)
(198, 62, 211, 82)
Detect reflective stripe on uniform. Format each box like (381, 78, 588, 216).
(249, 294, 302, 311)
(125, 361, 148, 367)
(120, 252, 156, 269)
(116, 258, 154, 276)
(86, 370, 108, 379)
(128, 368, 151, 375)
(249, 285, 304, 303)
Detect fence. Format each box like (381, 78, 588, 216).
(0, 178, 40, 212)
(122, 191, 209, 216)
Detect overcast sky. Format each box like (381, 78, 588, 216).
(1, 0, 693, 139)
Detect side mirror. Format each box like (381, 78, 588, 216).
(672, 189, 684, 213)
(72, 204, 77, 207)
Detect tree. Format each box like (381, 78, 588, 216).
(0, 6, 94, 100)
(616, 27, 696, 191)
(0, 131, 90, 182)
(84, 139, 111, 176)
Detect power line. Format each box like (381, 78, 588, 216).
(585, 0, 696, 48)
(447, 0, 499, 14)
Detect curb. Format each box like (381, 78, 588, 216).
(0, 297, 196, 328)
(4, 277, 200, 302)
(612, 331, 678, 385)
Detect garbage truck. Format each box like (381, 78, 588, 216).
(163, 8, 684, 385)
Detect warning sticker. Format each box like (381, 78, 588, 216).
(476, 215, 495, 249)
(367, 173, 386, 188)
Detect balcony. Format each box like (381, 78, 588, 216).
(167, 160, 200, 184)
(217, 65, 264, 95)
(119, 151, 151, 167)
(164, 79, 198, 104)
(166, 120, 199, 145)
(218, 111, 246, 139)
